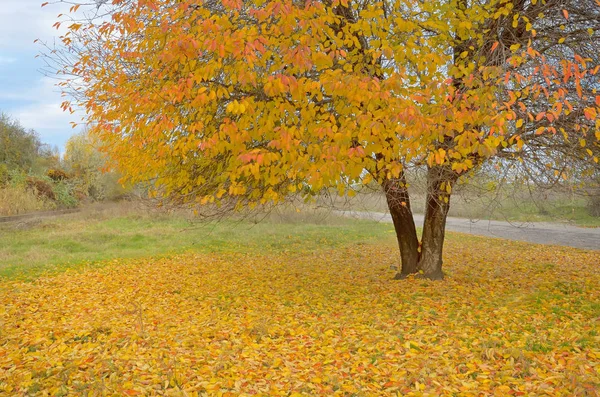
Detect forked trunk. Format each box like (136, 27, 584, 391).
(382, 175, 420, 277)
(417, 166, 457, 280)
(383, 167, 457, 280)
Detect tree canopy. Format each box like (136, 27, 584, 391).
(46, 0, 600, 279)
(0, 113, 44, 174)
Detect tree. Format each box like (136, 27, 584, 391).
(44, 0, 600, 279)
(63, 129, 126, 200)
(0, 112, 43, 174)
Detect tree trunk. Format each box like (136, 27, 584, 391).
(382, 174, 420, 278)
(417, 166, 457, 280)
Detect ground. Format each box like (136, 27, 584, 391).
(0, 206, 598, 396)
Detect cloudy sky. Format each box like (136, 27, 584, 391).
(0, 0, 79, 150)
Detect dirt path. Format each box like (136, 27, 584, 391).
(338, 211, 600, 251)
(0, 209, 80, 224)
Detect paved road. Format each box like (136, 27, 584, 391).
(337, 211, 600, 251)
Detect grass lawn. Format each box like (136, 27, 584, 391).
(0, 204, 396, 280)
(0, 205, 598, 395)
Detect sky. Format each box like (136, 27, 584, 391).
(0, 0, 80, 150)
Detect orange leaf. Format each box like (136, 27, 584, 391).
(584, 107, 597, 120)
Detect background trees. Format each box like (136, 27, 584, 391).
(0, 113, 68, 214)
(0, 113, 52, 179)
(46, 0, 600, 279)
(63, 130, 125, 201)
(0, 112, 125, 215)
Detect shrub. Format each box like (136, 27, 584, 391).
(0, 164, 8, 187)
(7, 169, 27, 187)
(25, 177, 56, 201)
(46, 169, 70, 182)
(52, 181, 79, 208)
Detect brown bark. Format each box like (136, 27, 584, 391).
(417, 166, 457, 280)
(382, 174, 420, 278)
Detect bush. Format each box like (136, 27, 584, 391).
(7, 169, 27, 187)
(25, 177, 56, 201)
(46, 169, 70, 182)
(0, 164, 8, 187)
(52, 181, 79, 208)
(0, 185, 54, 216)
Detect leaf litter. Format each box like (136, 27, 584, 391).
(0, 237, 598, 396)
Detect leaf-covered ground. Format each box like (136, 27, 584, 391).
(0, 237, 598, 396)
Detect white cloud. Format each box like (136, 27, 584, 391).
(0, 0, 72, 50)
(1, 76, 81, 147)
(14, 101, 78, 132)
(0, 1, 117, 148)
(0, 1, 83, 148)
(14, 102, 81, 149)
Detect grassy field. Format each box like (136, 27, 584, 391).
(0, 203, 396, 280)
(0, 204, 598, 395)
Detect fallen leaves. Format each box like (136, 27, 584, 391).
(0, 237, 598, 395)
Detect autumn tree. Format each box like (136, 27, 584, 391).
(0, 112, 43, 175)
(63, 129, 126, 200)
(0, 112, 62, 182)
(43, 0, 600, 279)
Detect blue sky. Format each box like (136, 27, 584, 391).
(0, 0, 79, 150)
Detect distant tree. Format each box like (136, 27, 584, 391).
(45, 0, 600, 279)
(0, 112, 43, 173)
(63, 129, 125, 200)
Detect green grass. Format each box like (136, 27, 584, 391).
(475, 197, 600, 227)
(0, 205, 396, 280)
